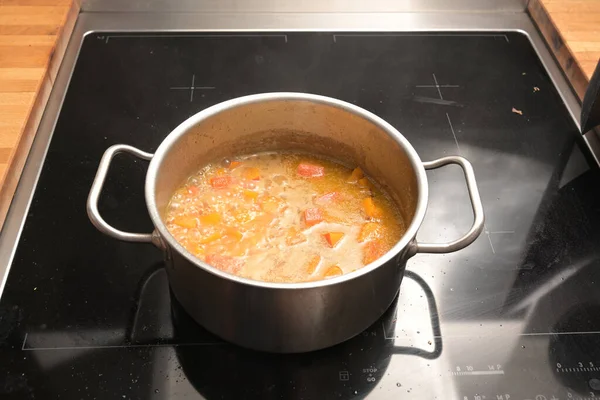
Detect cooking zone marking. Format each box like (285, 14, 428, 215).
(20, 332, 223, 351)
(381, 325, 600, 341)
(20, 330, 600, 351)
(416, 74, 460, 101)
(483, 224, 515, 254)
(102, 33, 288, 44)
(332, 33, 509, 43)
(170, 74, 215, 102)
(443, 111, 515, 255)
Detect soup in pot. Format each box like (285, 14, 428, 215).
(165, 152, 405, 283)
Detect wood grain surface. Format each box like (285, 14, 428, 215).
(531, 0, 599, 100)
(541, 0, 600, 78)
(0, 0, 78, 229)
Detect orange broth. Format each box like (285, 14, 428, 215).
(165, 152, 405, 283)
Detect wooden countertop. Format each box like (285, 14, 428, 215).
(539, 0, 600, 78)
(0, 1, 598, 230)
(530, 0, 600, 101)
(0, 0, 78, 228)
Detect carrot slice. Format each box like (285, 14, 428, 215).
(199, 212, 221, 225)
(363, 240, 386, 264)
(358, 222, 382, 243)
(209, 175, 232, 188)
(303, 208, 323, 227)
(229, 161, 242, 169)
(297, 163, 325, 178)
(363, 197, 383, 218)
(172, 216, 197, 229)
(243, 167, 261, 181)
(349, 167, 364, 182)
(205, 254, 243, 274)
(323, 265, 343, 278)
(306, 255, 321, 275)
(323, 232, 345, 247)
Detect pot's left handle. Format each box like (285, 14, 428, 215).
(87, 144, 155, 243)
(414, 156, 485, 254)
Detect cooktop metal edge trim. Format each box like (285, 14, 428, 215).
(0, 11, 589, 299)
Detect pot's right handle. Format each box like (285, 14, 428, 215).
(414, 156, 485, 254)
(87, 144, 155, 243)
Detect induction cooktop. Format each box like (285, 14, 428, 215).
(1, 25, 599, 400)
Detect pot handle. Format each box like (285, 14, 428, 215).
(87, 144, 154, 243)
(415, 156, 485, 254)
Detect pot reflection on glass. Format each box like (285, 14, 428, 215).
(87, 92, 484, 352)
(172, 269, 442, 399)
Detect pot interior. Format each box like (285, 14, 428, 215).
(151, 95, 421, 235)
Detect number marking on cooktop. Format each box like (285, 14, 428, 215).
(450, 370, 505, 376)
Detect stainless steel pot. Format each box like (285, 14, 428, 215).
(87, 92, 484, 353)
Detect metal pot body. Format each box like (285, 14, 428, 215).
(167, 244, 407, 352)
(87, 93, 484, 353)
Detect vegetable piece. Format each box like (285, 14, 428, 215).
(362, 197, 383, 218)
(303, 208, 323, 227)
(323, 265, 343, 278)
(229, 161, 242, 169)
(198, 231, 223, 244)
(172, 216, 197, 229)
(199, 212, 221, 225)
(363, 240, 386, 264)
(243, 167, 261, 181)
(315, 192, 339, 204)
(306, 255, 321, 275)
(297, 163, 325, 178)
(286, 227, 307, 246)
(358, 222, 383, 243)
(349, 167, 364, 182)
(234, 210, 255, 224)
(187, 186, 200, 195)
(357, 177, 372, 190)
(243, 190, 259, 201)
(262, 196, 284, 213)
(205, 254, 243, 274)
(209, 175, 232, 188)
(323, 232, 345, 247)
(224, 227, 243, 241)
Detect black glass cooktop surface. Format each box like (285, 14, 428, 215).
(1, 31, 600, 400)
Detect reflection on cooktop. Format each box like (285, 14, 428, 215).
(1, 31, 600, 399)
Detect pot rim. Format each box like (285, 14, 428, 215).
(145, 92, 428, 289)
